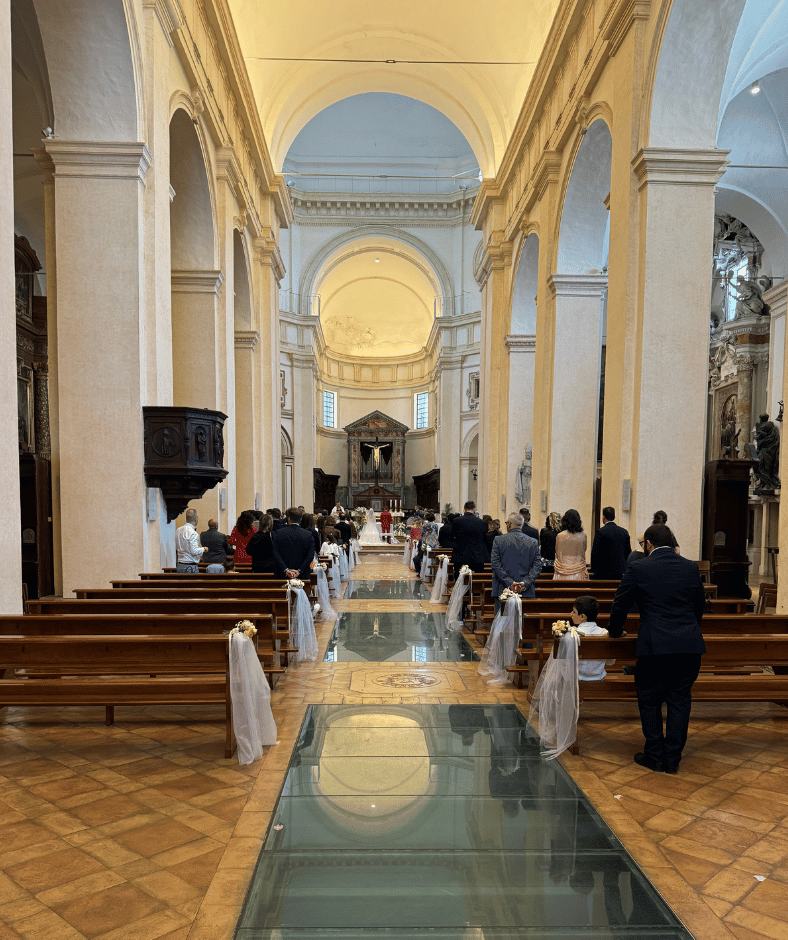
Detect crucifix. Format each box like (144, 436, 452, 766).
(369, 435, 385, 487)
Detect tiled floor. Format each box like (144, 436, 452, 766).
(0, 552, 785, 939)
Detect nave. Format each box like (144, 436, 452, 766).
(0, 553, 787, 939)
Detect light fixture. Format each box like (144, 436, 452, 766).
(374, 257, 380, 263)
(751, 81, 761, 95)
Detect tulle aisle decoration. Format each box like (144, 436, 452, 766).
(402, 537, 411, 566)
(228, 624, 278, 765)
(320, 542, 342, 597)
(528, 621, 580, 760)
(313, 565, 336, 619)
(286, 580, 319, 662)
(350, 538, 360, 566)
(445, 565, 472, 632)
(478, 591, 522, 685)
(346, 542, 356, 573)
(429, 555, 450, 604)
(419, 545, 430, 581)
(338, 546, 349, 581)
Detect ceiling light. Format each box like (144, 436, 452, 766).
(374, 257, 380, 263)
(751, 81, 761, 95)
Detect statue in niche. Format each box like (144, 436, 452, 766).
(753, 413, 781, 494)
(213, 425, 224, 466)
(195, 426, 208, 462)
(515, 444, 532, 506)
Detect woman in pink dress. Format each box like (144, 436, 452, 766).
(553, 508, 588, 580)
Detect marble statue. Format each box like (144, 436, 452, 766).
(730, 275, 771, 319)
(515, 444, 532, 506)
(753, 414, 781, 494)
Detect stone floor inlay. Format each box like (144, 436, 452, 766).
(324, 611, 479, 663)
(233, 704, 692, 939)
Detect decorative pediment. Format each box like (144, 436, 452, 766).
(343, 410, 410, 435)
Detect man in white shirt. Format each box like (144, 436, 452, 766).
(175, 508, 208, 572)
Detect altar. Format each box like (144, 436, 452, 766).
(343, 411, 409, 510)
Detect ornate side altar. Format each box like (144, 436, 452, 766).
(344, 411, 408, 510)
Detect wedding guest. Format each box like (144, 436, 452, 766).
(540, 512, 561, 573)
(175, 508, 208, 573)
(590, 507, 631, 580)
(272, 506, 315, 580)
(451, 500, 489, 579)
(200, 518, 233, 568)
(228, 510, 256, 565)
(491, 513, 541, 611)
(336, 514, 352, 546)
(323, 515, 341, 545)
(571, 595, 611, 680)
(439, 512, 456, 548)
(484, 518, 502, 555)
(300, 512, 321, 557)
(520, 508, 539, 542)
(247, 514, 276, 573)
(270, 508, 287, 532)
(554, 509, 588, 580)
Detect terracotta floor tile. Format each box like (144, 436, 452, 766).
(675, 818, 762, 856)
(6, 846, 106, 894)
(713, 793, 788, 825)
(704, 867, 762, 904)
(0, 821, 60, 853)
(114, 820, 205, 858)
(53, 881, 165, 939)
(660, 848, 726, 887)
(739, 877, 788, 920)
(29, 777, 105, 803)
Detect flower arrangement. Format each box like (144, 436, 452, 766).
(393, 522, 409, 537)
(284, 578, 305, 590)
(437, 554, 448, 563)
(314, 562, 327, 570)
(228, 619, 257, 638)
(459, 565, 472, 576)
(500, 587, 518, 602)
(552, 619, 578, 639)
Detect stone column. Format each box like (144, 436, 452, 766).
(234, 330, 260, 513)
(631, 149, 729, 559)
(291, 350, 317, 505)
(0, 3, 23, 612)
(252, 231, 285, 509)
(476, 232, 513, 516)
(505, 334, 536, 509)
(38, 140, 152, 596)
(435, 355, 462, 511)
(546, 274, 607, 529)
(736, 356, 754, 447)
(33, 361, 51, 456)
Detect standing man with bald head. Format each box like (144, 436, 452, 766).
(175, 508, 208, 572)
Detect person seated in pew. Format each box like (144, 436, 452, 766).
(201, 518, 234, 573)
(571, 595, 613, 681)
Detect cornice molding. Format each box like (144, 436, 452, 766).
(549, 273, 608, 298)
(505, 334, 537, 352)
(234, 330, 259, 349)
(252, 236, 286, 284)
(632, 148, 730, 189)
(604, 0, 651, 58)
(41, 141, 151, 183)
(475, 233, 513, 288)
(290, 188, 478, 225)
(171, 270, 224, 294)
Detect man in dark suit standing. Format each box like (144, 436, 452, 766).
(590, 507, 632, 579)
(438, 512, 456, 548)
(450, 501, 488, 580)
(491, 513, 542, 611)
(272, 507, 316, 580)
(608, 524, 706, 774)
(335, 514, 352, 547)
(519, 508, 539, 542)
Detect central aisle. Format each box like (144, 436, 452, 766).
(231, 552, 691, 939)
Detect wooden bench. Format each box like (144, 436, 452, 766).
(550, 634, 788, 753)
(1, 613, 284, 687)
(0, 634, 241, 758)
(28, 597, 302, 667)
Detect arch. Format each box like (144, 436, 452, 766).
(31, 0, 140, 140)
(233, 229, 253, 331)
(281, 427, 293, 457)
(645, 0, 747, 149)
(169, 108, 216, 270)
(556, 120, 613, 275)
(510, 232, 539, 334)
(299, 227, 455, 317)
(461, 422, 479, 458)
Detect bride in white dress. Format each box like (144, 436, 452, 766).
(358, 507, 383, 545)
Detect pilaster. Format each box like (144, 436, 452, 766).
(505, 335, 537, 511)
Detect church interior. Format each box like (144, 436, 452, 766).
(4, 0, 788, 938)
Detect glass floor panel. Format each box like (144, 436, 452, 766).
(324, 612, 479, 663)
(345, 579, 432, 600)
(234, 705, 691, 940)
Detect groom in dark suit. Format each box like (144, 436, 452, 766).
(590, 506, 632, 579)
(450, 501, 488, 580)
(272, 507, 316, 580)
(607, 523, 706, 774)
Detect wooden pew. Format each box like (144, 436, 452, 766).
(553, 633, 788, 752)
(28, 597, 302, 667)
(0, 613, 283, 686)
(0, 634, 240, 757)
(506, 613, 788, 690)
